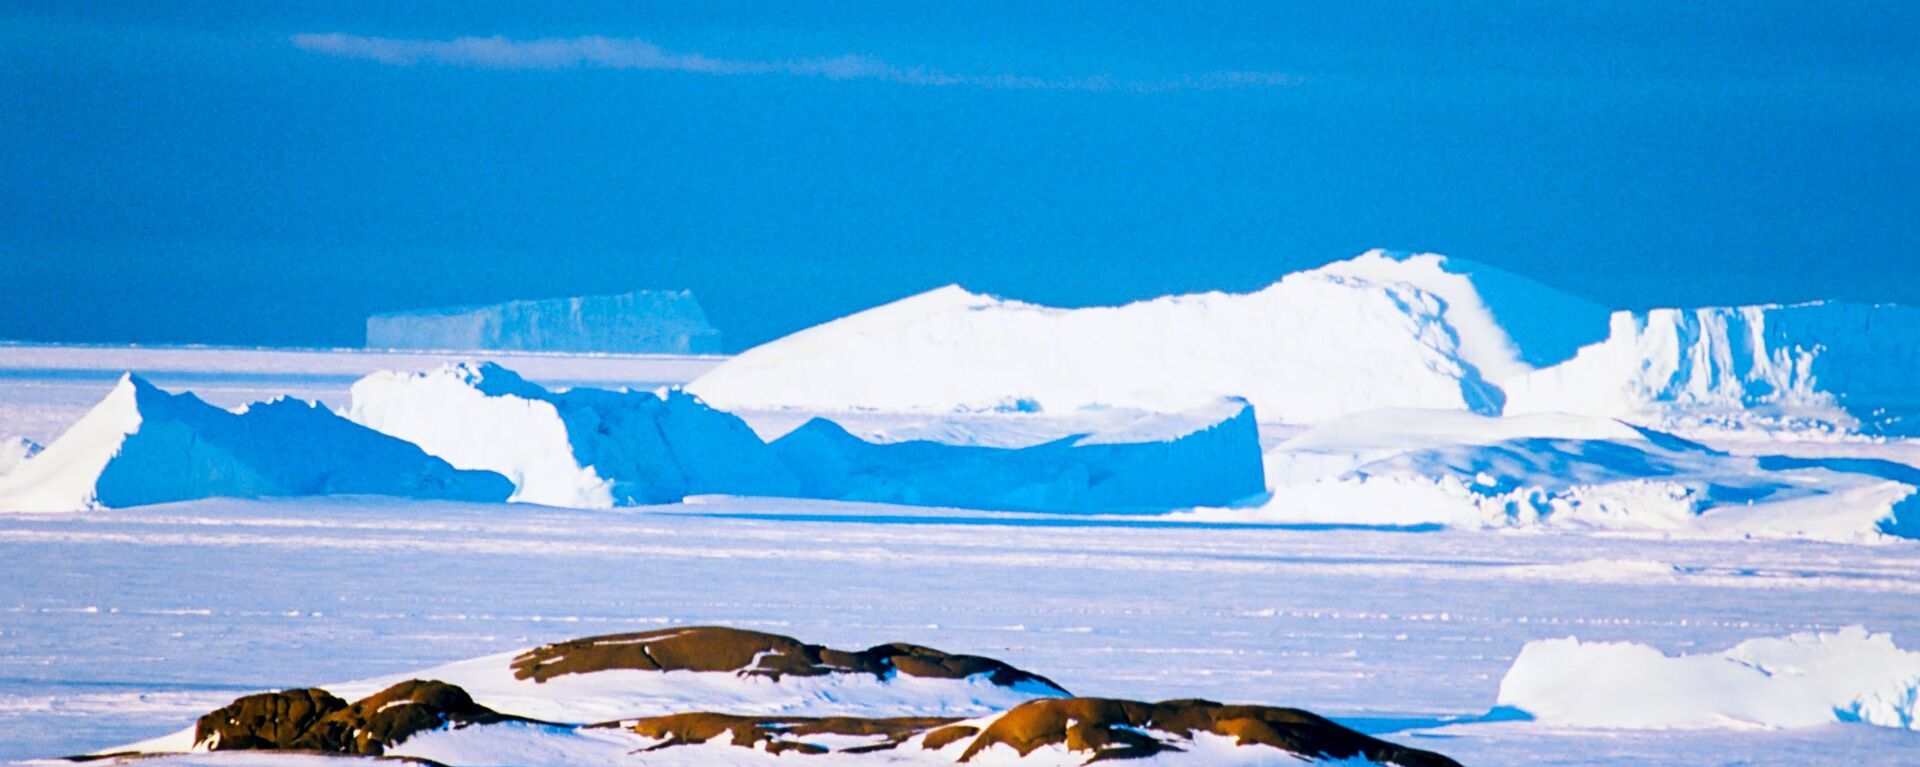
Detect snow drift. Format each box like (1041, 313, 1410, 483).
(347, 362, 796, 508)
(1496, 626, 1920, 729)
(0, 436, 40, 476)
(0, 375, 512, 512)
(367, 289, 724, 354)
(1182, 409, 1920, 540)
(688, 251, 1592, 421)
(769, 399, 1266, 511)
(1504, 302, 1920, 436)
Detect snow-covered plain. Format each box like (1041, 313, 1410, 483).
(4, 345, 1920, 765)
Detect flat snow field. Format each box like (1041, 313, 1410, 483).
(3, 346, 1920, 765)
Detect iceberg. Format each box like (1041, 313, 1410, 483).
(1504, 302, 1920, 436)
(347, 362, 797, 508)
(366, 290, 724, 354)
(1496, 626, 1920, 730)
(0, 375, 512, 512)
(688, 251, 1576, 422)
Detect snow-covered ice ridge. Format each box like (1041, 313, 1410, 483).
(1182, 409, 1920, 541)
(690, 250, 1558, 421)
(348, 361, 1265, 512)
(0, 374, 510, 512)
(691, 250, 1920, 437)
(0, 362, 1265, 512)
(367, 289, 725, 354)
(1497, 625, 1920, 730)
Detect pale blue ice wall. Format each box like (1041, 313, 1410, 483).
(366, 290, 724, 354)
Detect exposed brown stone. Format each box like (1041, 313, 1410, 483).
(620, 697, 1459, 765)
(509, 626, 1066, 693)
(920, 724, 982, 751)
(193, 680, 515, 756)
(628, 712, 966, 755)
(956, 697, 1464, 767)
(193, 688, 347, 752)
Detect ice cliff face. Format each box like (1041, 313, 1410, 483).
(366, 290, 723, 354)
(1505, 302, 1920, 436)
(347, 362, 792, 508)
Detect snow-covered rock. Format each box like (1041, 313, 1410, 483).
(1504, 302, 1920, 437)
(1181, 409, 1920, 540)
(102, 627, 1460, 767)
(1496, 626, 1920, 730)
(0, 436, 40, 476)
(0, 375, 512, 512)
(347, 362, 796, 508)
(769, 399, 1265, 511)
(366, 290, 724, 354)
(688, 251, 1579, 421)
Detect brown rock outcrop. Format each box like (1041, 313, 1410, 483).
(956, 697, 1463, 766)
(194, 679, 514, 756)
(627, 712, 966, 755)
(509, 626, 1066, 693)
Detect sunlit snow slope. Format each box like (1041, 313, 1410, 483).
(689, 251, 1566, 420)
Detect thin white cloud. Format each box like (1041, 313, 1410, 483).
(289, 33, 1304, 92)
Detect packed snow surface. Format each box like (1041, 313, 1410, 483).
(0, 435, 40, 475)
(366, 289, 724, 354)
(1186, 409, 1920, 540)
(1311, 250, 1610, 377)
(1497, 626, 1920, 729)
(690, 251, 1531, 420)
(0, 374, 511, 512)
(1505, 302, 1920, 436)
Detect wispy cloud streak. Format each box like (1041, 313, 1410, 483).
(290, 33, 1304, 92)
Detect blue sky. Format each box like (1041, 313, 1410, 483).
(2, 1, 1915, 349)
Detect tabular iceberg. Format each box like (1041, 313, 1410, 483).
(367, 290, 724, 354)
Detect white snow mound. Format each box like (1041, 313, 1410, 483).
(347, 362, 796, 508)
(1181, 409, 1920, 539)
(0, 374, 512, 512)
(689, 250, 1556, 421)
(1496, 625, 1920, 729)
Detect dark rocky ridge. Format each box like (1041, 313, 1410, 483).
(624, 712, 966, 755)
(951, 697, 1463, 766)
(509, 625, 1067, 693)
(194, 679, 521, 756)
(614, 698, 1460, 765)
